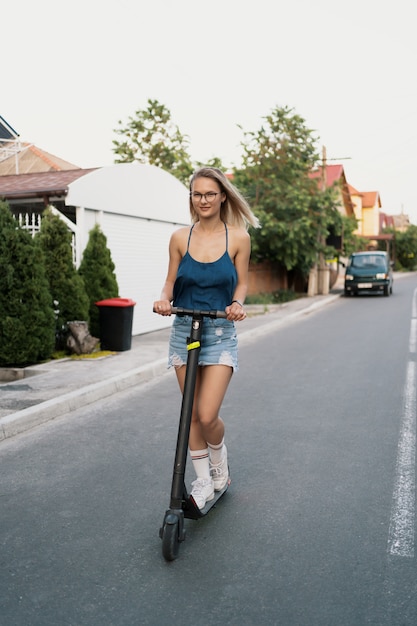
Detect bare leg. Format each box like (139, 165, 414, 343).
(174, 364, 232, 505)
(174, 364, 233, 449)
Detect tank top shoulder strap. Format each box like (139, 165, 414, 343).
(224, 222, 228, 252)
(186, 224, 195, 252)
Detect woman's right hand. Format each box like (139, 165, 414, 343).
(153, 300, 172, 316)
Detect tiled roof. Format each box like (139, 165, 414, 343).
(0, 169, 97, 199)
(325, 164, 344, 187)
(0, 143, 80, 175)
(348, 183, 361, 196)
(361, 191, 381, 209)
(309, 163, 355, 216)
(309, 163, 345, 187)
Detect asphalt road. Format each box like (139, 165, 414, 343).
(1, 275, 417, 625)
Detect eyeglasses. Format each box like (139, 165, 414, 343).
(190, 192, 221, 203)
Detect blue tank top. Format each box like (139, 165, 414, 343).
(173, 223, 237, 310)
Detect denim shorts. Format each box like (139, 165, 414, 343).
(168, 315, 238, 372)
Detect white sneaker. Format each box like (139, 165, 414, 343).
(190, 478, 215, 510)
(210, 445, 229, 491)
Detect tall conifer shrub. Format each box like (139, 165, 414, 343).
(0, 201, 55, 366)
(78, 224, 119, 338)
(37, 208, 90, 348)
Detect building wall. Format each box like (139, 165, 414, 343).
(351, 196, 363, 234)
(82, 208, 176, 335)
(67, 163, 191, 335)
(247, 262, 288, 294)
(362, 206, 380, 237)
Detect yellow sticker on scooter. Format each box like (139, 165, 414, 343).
(187, 341, 200, 351)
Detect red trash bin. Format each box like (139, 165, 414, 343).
(95, 298, 136, 351)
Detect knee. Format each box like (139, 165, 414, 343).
(198, 411, 217, 430)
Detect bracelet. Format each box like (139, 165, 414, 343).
(231, 299, 244, 308)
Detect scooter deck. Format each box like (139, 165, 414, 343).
(183, 477, 231, 520)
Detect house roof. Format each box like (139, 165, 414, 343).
(324, 164, 344, 187)
(0, 142, 80, 175)
(348, 183, 361, 196)
(0, 115, 19, 141)
(380, 212, 395, 229)
(309, 163, 345, 188)
(309, 163, 354, 216)
(361, 190, 381, 209)
(0, 162, 190, 223)
(0, 169, 97, 200)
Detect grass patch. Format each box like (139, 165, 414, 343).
(51, 350, 68, 360)
(50, 346, 116, 361)
(70, 350, 116, 360)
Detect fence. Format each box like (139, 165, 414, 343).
(15, 207, 77, 265)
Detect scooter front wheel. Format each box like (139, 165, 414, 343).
(160, 512, 183, 561)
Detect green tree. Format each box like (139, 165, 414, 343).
(0, 201, 55, 366)
(195, 156, 227, 171)
(392, 225, 417, 270)
(78, 225, 119, 338)
(233, 106, 342, 277)
(36, 208, 90, 348)
(112, 98, 194, 185)
(336, 215, 368, 258)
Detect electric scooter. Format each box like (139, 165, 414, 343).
(153, 306, 231, 561)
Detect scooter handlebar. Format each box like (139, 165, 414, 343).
(172, 306, 227, 319)
(153, 306, 227, 319)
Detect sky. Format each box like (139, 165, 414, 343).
(3, 0, 417, 221)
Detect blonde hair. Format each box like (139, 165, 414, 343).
(189, 167, 260, 229)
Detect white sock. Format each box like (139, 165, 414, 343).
(208, 438, 224, 465)
(190, 448, 211, 480)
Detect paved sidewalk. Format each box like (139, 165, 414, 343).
(0, 287, 343, 441)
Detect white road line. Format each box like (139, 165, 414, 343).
(409, 319, 417, 353)
(413, 288, 417, 319)
(387, 289, 417, 557)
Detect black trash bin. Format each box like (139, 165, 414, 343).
(95, 298, 136, 351)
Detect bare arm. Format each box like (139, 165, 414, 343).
(226, 229, 251, 321)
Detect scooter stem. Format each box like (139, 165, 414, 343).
(169, 315, 203, 509)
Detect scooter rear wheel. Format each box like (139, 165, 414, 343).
(161, 518, 180, 561)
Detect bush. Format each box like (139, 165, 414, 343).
(78, 225, 119, 338)
(0, 201, 55, 366)
(245, 289, 300, 305)
(36, 208, 90, 348)
(394, 226, 417, 271)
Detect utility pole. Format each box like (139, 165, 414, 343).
(307, 147, 351, 296)
(308, 146, 330, 296)
(317, 146, 330, 295)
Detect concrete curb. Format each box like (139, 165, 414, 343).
(0, 358, 168, 441)
(0, 293, 341, 441)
